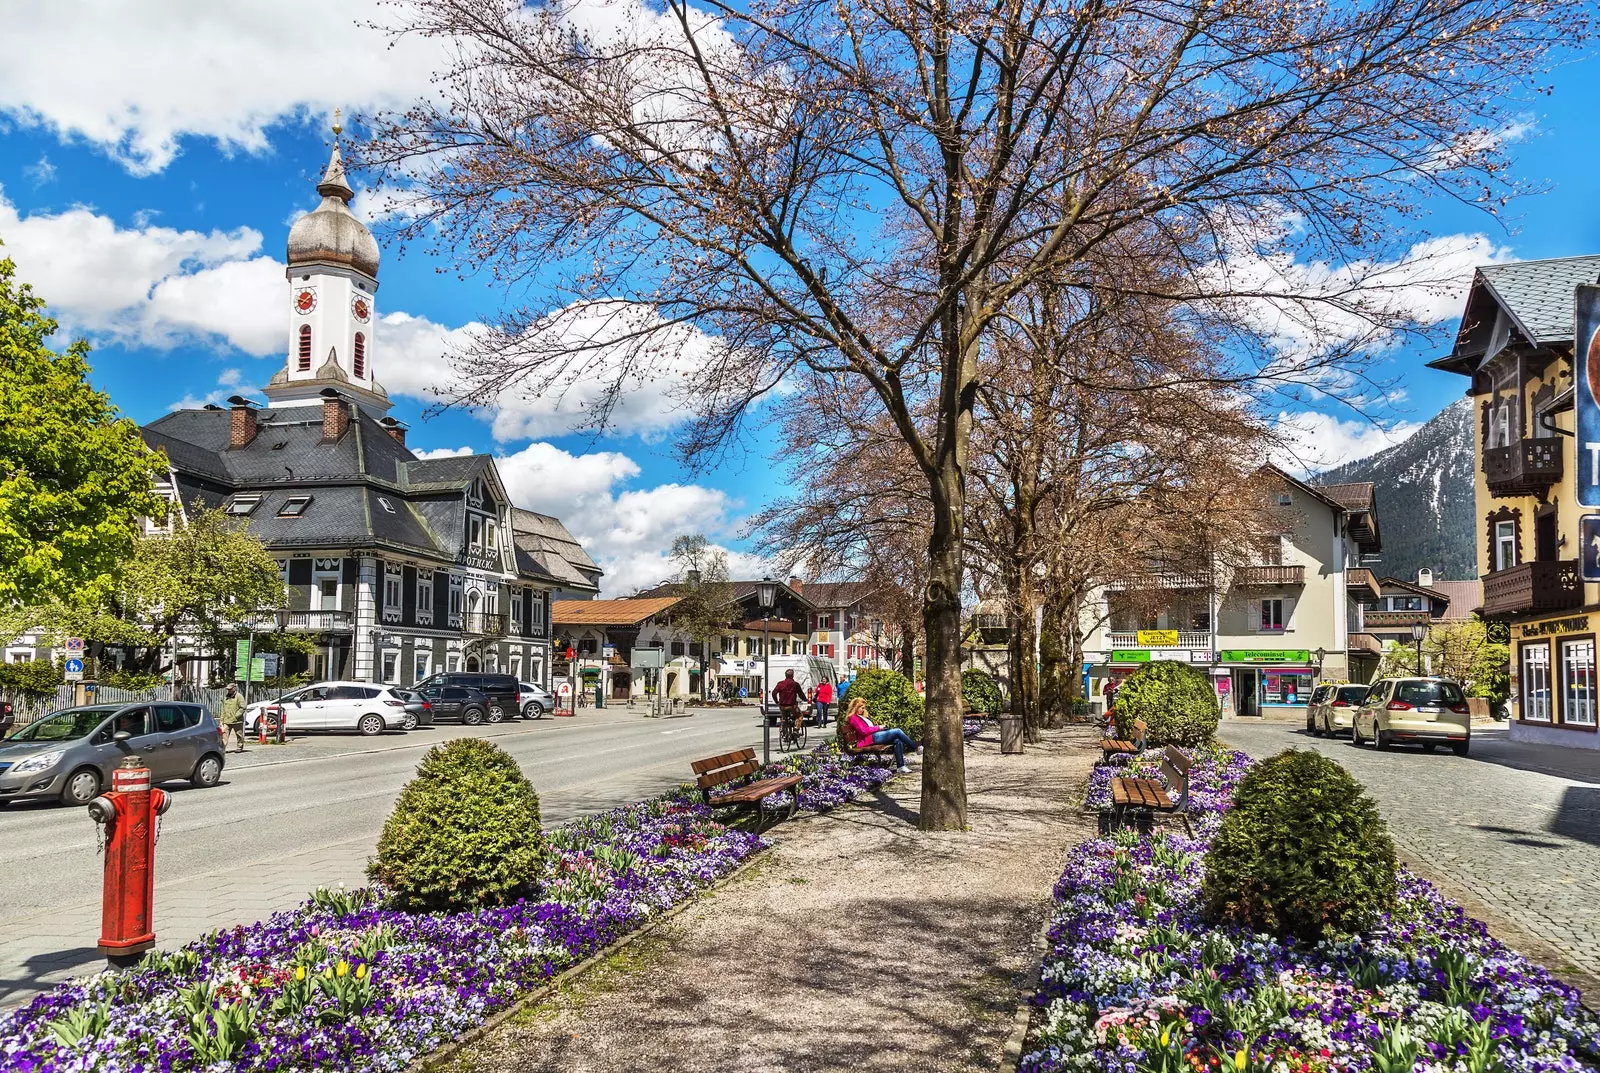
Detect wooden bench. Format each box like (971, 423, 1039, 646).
(841, 731, 895, 760)
(1108, 745, 1193, 836)
(1100, 717, 1147, 762)
(691, 748, 803, 833)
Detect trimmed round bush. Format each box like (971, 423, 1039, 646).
(961, 669, 1004, 716)
(838, 668, 925, 743)
(368, 738, 544, 912)
(1113, 659, 1219, 746)
(1202, 749, 1397, 942)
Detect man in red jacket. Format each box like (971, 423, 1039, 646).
(771, 670, 809, 738)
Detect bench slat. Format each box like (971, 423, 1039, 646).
(1111, 776, 1173, 810)
(697, 760, 761, 789)
(713, 775, 802, 804)
(692, 748, 756, 776)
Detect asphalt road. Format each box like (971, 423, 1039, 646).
(0, 705, 772, 1007)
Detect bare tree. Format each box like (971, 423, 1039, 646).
(667, 533, 741, 698)
(365, 0, 1583, 827)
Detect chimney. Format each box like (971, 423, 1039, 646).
(320, 388, 350, 442)
(1417, 568, 1434, 587)
(788, 575, 803, 593)
(380, 416, 408, 447)
(227, 396, 258, 449)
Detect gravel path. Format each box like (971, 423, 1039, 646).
(448, 728, 1100, 1073)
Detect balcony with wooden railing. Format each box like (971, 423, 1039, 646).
(1233, 565, 1305, 586)
(1483, 438, 1562, 497)
(1347, 632, 1384, 656)
(461, 611, 507, 636)
(1346, 567, 1382, 601)
(1481, 560, 1582, 618)
(1362, 610, 1433, 629)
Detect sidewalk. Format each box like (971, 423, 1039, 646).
(450, 727, 1099, 1073)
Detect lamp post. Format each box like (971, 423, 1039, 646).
(757, 577, 777, 763)
(872, 618, 884, 670)
(1410, 621, 1427, 676)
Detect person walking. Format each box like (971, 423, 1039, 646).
(812, 678, 834, 726)
(219, 683, 246, 753)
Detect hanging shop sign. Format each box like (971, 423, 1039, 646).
(1582, 515, 1600, 582)
(1577, 285, 1600, 508)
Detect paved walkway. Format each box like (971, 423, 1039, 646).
(1222, 719, 1600, 997)
(449, 728, 1099, 1073)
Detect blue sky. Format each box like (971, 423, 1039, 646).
(0, 4, 1596, 593)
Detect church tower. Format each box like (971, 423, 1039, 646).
(264, 117, 391, 417)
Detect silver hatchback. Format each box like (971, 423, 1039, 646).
(0, 702, 227, 806)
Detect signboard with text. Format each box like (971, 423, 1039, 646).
(1135, 629, 1180, 646)
(1219, 649, 1310, 664)
(1583, 516, 1600, 582)
(1577, 285, 1600, 508)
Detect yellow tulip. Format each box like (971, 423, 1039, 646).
(1234, 1049, 1247, 1071)
(336, 960, 349, 977)
(355, 964, 368, 979)
(295, 966, 306, 981)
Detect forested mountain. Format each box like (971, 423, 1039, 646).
(1319, 398, 1475, 581)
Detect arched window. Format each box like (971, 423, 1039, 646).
(297, 325, 312, 371)
(353, 332, 366, 379)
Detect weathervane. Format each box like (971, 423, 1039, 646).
(332, 108, 343, 139)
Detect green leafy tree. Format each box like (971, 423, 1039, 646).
(0, 658, 64, 697)
(1377, 616, 1509, 708)
(0, 254, 167, 609)
(667, 534, 741, 701)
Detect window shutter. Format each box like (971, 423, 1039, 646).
(1247, 599, 1259, 632)
(1282, 596, 1295, 629)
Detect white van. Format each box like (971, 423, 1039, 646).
(760, 656, 840, 723)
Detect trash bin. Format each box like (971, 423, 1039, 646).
(998, 714, 1024, 754)
(594, 685, 605, 709)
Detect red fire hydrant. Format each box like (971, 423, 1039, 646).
(86, 755, 171, 968)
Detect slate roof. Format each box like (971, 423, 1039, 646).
(511, 508, 602, 593)
(1476, 256, 1600, 346)
(802, 581, 878, 609)
(552, 597, 681, 626)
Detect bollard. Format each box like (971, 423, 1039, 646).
(87, 754, 172, 969)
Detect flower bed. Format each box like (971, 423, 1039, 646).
(1025, 748, 1600, 1072)
(744, 741, 898, 812)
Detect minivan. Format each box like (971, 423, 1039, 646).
(0, 702, 226, 806)
(415, 673, 521, 722)
(760, 656, 841, 724)
(1352, 677, 1471, 755)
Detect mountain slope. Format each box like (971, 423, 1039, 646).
(1318, 397, 1475, 581)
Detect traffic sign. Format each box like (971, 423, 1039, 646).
(557, 681, 573, 696)
(65, 637, 85, 654)
(64, 657, 84, 682)
(262, 652, 280, 677)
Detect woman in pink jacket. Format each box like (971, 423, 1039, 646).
(843, 697, 918, 771)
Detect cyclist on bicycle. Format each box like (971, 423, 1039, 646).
(771, 670, 809, 743)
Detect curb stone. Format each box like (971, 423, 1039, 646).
(1003, 913, 1053, 1071)
(404, 845, 771, 1073)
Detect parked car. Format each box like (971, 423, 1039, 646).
(416, 673, 520, 722)
(416, 684, 492, 725)
(0, 702, 226, 806)
(1304, 684, 1336, 732)
(1351, 677, 1471, 755)
(388, 688, 434, 730)
(1312, 683, 1373, 737)
(518, 681, 554, 719)
(244, 682, 410, 737)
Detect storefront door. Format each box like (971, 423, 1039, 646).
(1235, 670, 1258, 717)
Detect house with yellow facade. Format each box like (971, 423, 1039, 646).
(1431, 256, 1600, 747)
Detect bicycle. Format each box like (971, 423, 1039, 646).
(778, 706, 808, 751)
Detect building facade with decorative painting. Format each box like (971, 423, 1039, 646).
(1431, 255, 1600, 747)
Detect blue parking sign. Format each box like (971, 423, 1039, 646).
(1576, 286, 1600, 507)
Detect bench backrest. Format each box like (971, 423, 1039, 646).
(692, 748, 761, 790)
(1133, 718, 1148, 743)
(1161, 745, 1191, 806)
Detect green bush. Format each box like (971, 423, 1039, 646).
(838, 668, 925, 744)
(1113, 659, 1219, 747)
(0, 659, 64, 697)
(100, 668, 164, 692)
(1202, 750, 1397, 942)
(368, 738, 544, 912)
(960, 669, 1004, 716)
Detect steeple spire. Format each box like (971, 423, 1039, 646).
(317, 111, 354, 203)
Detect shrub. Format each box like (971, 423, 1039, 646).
(960, 669, 1004, 716)
(100, 668, 164, 692)
(1202, 750, 1397, 942)
(0, 658, 64, 697)
(1113, 659, 1218, 746)
(838, 668, 925, 744)
(368, 738, 544, 912)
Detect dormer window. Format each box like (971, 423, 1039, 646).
(278, 495, 313, 517)
(377, 496, 395, 514)
(225, 495, 262, 516)
(298, 326, 312, 371)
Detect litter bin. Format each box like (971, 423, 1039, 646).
(998, 714, 1024, 754)
(594, 685, 605, 709)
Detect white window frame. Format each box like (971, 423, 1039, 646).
(447, 653, 461, 672)
(1259, 598, 1286, 633)
(312, 570, 342, 612)
(416, 573, 434, 624)
(380, 649, 399, 684)
(1494, 521, 1517, 572)
(1561, 638, 1596, 726)
(1522, 642, 1552, 722)
(510, 589, 523, 632)
(414, 651, 431, 683)
(510, 656, 522, 679)
(383, 568, 403, 616)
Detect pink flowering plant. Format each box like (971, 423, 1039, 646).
(1026, 749, 1600, 1072)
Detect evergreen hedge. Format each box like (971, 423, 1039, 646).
(961, 669, 1005, 716)
(1113, 659, 1219, 747)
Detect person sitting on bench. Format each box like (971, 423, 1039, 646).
(844, 698, 918, 772)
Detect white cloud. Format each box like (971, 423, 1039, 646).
(169, 367, 257, 411)
(1272, 410, 1424, 475)
(411, 445, 477, 460)
(22, 154, 56, 187)
(0, 1, 446, 174)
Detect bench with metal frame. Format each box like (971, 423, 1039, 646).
(1100, 717, 1147, 762)
(1108, 745, 1194, 836)
(691, 748, 803, 834)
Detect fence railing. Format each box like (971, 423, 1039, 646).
(5, 683, 229, 729)
(1106, 631, 1213, 649)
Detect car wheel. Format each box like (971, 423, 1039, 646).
(1306, 713, 1316, 733)
(192, 754, 223, 788)
(486, 705, 505, 724)
(402, 712, 418, 731)
(60, 767, 101, 806)
(1422, 742, 1437, 753)
(1452, 738, 1470, 757)
(358, 713, 385, 737)
(1350, 722, 1363, 746)
(1376, 728, 1392, 750)
(463, 707, 485, 726)
(523, 702, 545, 719)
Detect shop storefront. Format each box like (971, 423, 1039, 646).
(1220, 650, 1313, 718)
(1511, 613, 1598, 748)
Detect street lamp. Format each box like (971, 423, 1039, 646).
(757, 577, 777, 763)
(872, 618, 884, 669)
(1410, 620, 1427, 675)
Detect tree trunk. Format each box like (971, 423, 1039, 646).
(1012, 573, 1042, 742)
(1037, 590, 1071, 727)
(921, 502, 968, 830)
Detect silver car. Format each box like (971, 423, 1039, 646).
(518, 681, 554, 719)
(0, 702, 226, 807)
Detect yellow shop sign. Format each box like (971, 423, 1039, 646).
(1519, 615, 1591, 638)
(1136, 629, 1181, 646)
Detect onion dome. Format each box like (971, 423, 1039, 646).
(286, 142, 380, 277)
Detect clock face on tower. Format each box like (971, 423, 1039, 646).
(352, 296, 372, 323)
(295, 289, 317, 314)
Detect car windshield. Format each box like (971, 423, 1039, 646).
(1397, 680, 1465, 706)
(8, 707, 114, 742)
(1337, 686, 1370, 704)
